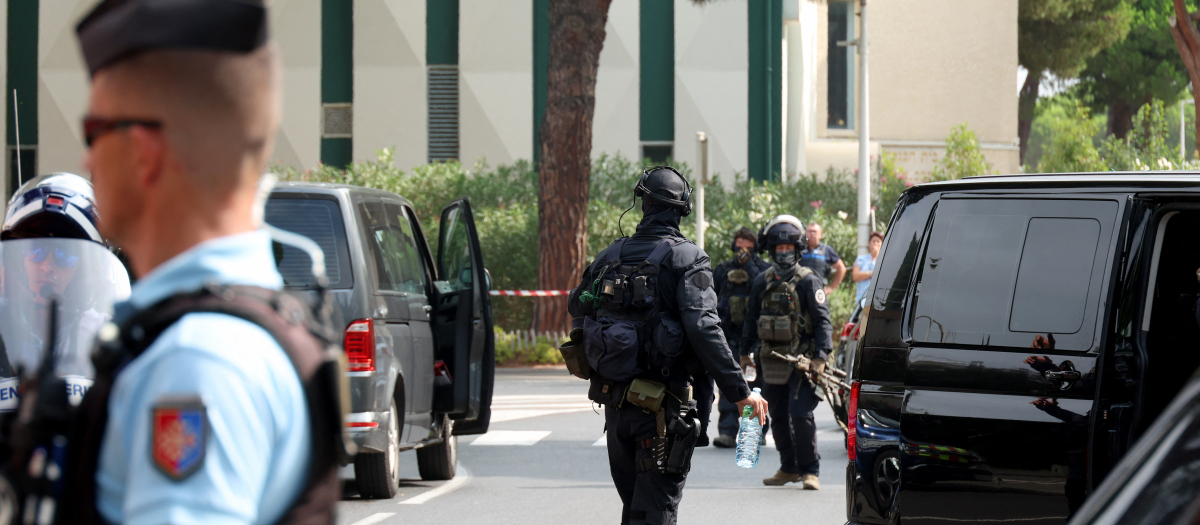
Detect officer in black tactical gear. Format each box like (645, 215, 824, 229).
(696, 227, 769, 448)
(741, 215, 833, 490)
(564, 166, 767, 525)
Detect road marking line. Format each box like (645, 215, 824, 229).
(469, 430, 552, 446)
(490, 409, 595, 423)
(398, 466, 471, 505)
(593, 436, 606, 447)
(350, 512, 396, 525)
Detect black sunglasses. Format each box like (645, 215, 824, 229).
(82, 116, 162, 147)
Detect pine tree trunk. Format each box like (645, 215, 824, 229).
(1170, 1, 1200, 158)
(533, 0, 612, 332)
(1108, 99, 1135, 139)
(1018, 69, 1041, 168)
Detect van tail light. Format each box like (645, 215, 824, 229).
(433, 360, 453, 386)
(840, 322, 855, 340)
(344, 319, 375, 372)
(847, 381, 861, 461)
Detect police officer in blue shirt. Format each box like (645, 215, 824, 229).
(42, 1, 344, 524)
(799, 222, 846, 295)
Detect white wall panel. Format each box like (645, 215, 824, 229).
(592, 0, 639, 162)
(460, 0, 532, 168)
(675, 0, 748, 186)
(355, 0, 427, 170)
(38, 1, 95, 177)
(271, 0, 321, 170)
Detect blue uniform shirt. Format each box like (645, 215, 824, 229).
(799, 243, 841, 284)
(96, 231, 311, 525)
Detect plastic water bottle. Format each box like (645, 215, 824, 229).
(743, 364, 757, 382)
(735, 388, 763, 468)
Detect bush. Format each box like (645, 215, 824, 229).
(276, 149, 896, 332)
(1038, 101, 1109, 173)
(1100, 99, 1186, 171)
(493, 327, 567, 366)
(929, 123, 995, 181)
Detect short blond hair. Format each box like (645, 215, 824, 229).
(99, 45, 281, 195)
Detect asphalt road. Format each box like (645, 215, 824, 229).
(336, 368, 848, 525)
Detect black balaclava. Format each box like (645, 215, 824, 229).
(766, 223, 802, 280)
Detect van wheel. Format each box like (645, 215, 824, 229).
(417, 415, 457, 480)
(354, 400, 401, 499)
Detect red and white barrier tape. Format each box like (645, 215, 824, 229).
(489, 290, 570, 297)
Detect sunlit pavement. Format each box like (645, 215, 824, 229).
(336, 367, 847, 525)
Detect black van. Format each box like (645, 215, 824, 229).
(846, 173, 1200, 525)
(265, 182, 494, 499)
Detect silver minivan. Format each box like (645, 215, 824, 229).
(265, 182, 494, 498)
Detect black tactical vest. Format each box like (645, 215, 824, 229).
(57, 285, 350, 525)
(582, 237, 686, 382)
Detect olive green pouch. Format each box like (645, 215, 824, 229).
(558, 328, 592, 380)
(727, 269, 750, 285)
(626, 378, 667, 412)
(729, 295, 748, 325)
(757, 315, 792, 342)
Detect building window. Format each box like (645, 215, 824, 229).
(827, 1, 855, 130)
(642, 142, 673, 164)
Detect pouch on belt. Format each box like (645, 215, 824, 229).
(558, 327, 591, 380)
(626, 378, 667, 412)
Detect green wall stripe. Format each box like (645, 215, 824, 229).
(321, 0, 353, 103)
(747, 0, 782, 181)
(321, 0, 352, 167)
(639, 0, 673, 144)
(7, 0, 37, 148)
(533, 0, 548, 164)
(427, 0, 459, 65)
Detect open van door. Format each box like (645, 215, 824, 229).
(431, 198, 494, 435)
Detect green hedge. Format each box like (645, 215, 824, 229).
(275, 150, 903, 331)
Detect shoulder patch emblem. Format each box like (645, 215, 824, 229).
(693, 272, 713, 290)
(814, 289, 826, 305)
(152, 396, 207, 481)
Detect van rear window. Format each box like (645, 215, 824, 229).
(910, 199, 1117, 351)
(264, 197, 354, 289)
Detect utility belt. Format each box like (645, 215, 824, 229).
(589, 375, 700, 475)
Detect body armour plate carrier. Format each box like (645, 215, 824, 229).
(58, 285, 351, 525)
(758, 266, 815, 385)
(582, 237, 687, 382)
(724, 266, 752, 327)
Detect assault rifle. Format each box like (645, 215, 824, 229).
(769, 350, 852, 432)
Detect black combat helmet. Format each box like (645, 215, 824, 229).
(757, 215, 805, 252)
(759, 215, 805, 270)
(2, 173, 103, 243)
(635, 166, 692, 217)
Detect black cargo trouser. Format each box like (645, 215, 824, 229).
(605, 403, 688, 525)
(762, 371, 821, 475)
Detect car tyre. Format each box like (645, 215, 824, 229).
(354, 400, 401, 499)
(417, 414, 458, 480)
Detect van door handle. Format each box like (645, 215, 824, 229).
(1043, 360, 1081, 390)
(1043, 370, 1081, 381)
(423, 305, 433, 314)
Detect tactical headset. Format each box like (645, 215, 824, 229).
(634, 166, 693, 217)
(756, 214, 806, 254)
(730, 227, 758, 253)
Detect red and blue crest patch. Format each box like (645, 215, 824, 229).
(151, 397, 207, 481)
